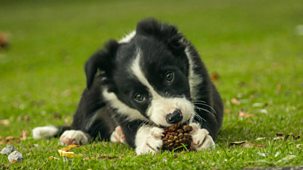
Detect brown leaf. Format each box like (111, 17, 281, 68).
(0, 119, 10, 126)
(98, 154, 119, 160)
(273, 132, 300, 141)
(229, 140, 265, 148)
(211, 72, 220, 81)
(231, 98, 241, 105)
(239, 111, 255, 118)
(1, 136, 20, 144)
(20, 130, 28, 141)
(229, 140, 246, 146)
(0, 32, 10, 49)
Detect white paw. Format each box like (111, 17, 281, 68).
(135, 126, 164, 155)
(190, 123, 215, 151)
(110, 126, 126, 144)
(32, 126, 58, 139)
(59, 130, 90, 145)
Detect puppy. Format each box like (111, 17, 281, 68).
(33, 18, 223, 155)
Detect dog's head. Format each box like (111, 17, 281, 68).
(85, 18, 196, 127)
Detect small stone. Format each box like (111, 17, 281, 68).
(1, 145, 15, 155)
(8, 151, 23, 163)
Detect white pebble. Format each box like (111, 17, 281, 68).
(0, 145, 15, 155)
(8, 151, 23, 163)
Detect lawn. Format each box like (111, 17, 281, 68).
(0, 0, 303, 169)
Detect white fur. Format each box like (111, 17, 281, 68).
(130, 50, 195, 126)
(119, 31, 136, 43)
(102, 89, 148, 121)
(185, 47, 203, 101)
(59, 130, 90, 145)
(135, 125, 164, 155)
(189, 123, 215, 150)
(32, 126, 58, 139)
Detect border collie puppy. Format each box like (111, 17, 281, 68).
(33, 18, 223, 155)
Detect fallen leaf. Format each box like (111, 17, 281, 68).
(257, 152, 267, 157)
(58, 150, 78, 158)
(211, 72, 220, 81)
(229, 141, 265, 148)
(229, 141, 246, 146)
(255, 137, 266, 141)
(239, 111, 255, 118)
(0, 119, 10, 126)
(53, 112, 62, 119)
(58, 144, 81, 158)
(259, 109, 268, 114)
(0, 32, 10, 49)
(252, 102, 268, 108)
(276, 155, 296, 163)
(97, 154, 119, 160)
(48, 156, 59, 160)
(60, 144, 79, 152)
(231, 98, 241, 105)
(273, 132, 300, 141)
(20, 130, 28, 141)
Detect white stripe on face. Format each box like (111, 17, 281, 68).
(131, 50, 195, 127)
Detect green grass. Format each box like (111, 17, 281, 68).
(1, 0, 303, 169)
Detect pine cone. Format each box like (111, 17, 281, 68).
(162, 123, 193, 151)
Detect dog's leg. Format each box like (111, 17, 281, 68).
(32, 126, 59, 139)
(135, 126, 164, 155)
(189, 123, 215, 150)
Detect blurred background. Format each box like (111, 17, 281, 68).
(0, 0, 302, 138)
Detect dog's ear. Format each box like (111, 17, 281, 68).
(85, 40, 119, 89)
(136, 18, 185, 52)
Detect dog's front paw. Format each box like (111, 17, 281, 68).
(190, 123, 215, 151)
(110, 126, 126, 144)
(59, 130, 90, 145)
(135, 126, 164, 155)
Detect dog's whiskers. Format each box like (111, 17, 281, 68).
(193, 100, 217, 116)
(194, 106, 213, 115)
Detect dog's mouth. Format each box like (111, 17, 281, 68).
(158, 119, 191, 129)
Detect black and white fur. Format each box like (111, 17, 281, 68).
(33, 18, 223, 155)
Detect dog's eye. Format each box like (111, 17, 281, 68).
(133, 92, 146, 103)
(165, 71, 174, 82)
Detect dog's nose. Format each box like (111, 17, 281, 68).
(166, 109, 183, 124)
